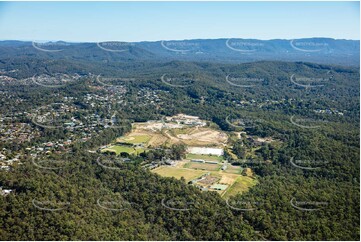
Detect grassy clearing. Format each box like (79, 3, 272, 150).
(184, 162, 221, 171)
(222, 176, 258, 198)
(224, 165, 243, 174)
(186, 153, 223, 162)
(152, 166, 207, 182)
(153, 164, 257, 198)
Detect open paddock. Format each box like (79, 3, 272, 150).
(152, 166, 208, 182)
(184, 162, 221, 171)
(222, 176, 258, 198)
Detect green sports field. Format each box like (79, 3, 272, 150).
(152, 166, 208, 182)
(186, 153, 223, 162)
(184, 162, 221, 171)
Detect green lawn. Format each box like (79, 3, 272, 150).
(152, 166, 207, 182)
(184, 162, 221, 171)
(186, 153, 223, 162)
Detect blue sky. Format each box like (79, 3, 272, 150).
(0, 1, 359, 42)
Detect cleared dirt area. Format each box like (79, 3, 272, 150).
(162, 127, 227, 147)
(135, 121, 183, 131)
(116, 134, 151, 144)
(218, 172, 240, 185)
(148, 133, 169, 147)
(177, 128, 227, 146)
(197, 176, 220, 186)
(120, 122, 227, 148)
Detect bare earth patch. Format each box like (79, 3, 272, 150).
(121, 122, 228, 148)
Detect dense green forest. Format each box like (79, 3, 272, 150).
(0, 58, 359, 240)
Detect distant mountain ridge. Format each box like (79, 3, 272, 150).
(0, 38, 359, 66)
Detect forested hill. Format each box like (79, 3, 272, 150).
(0, 38, 359, 66)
